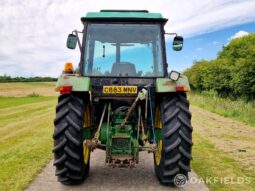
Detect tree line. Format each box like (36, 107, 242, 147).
(184, 33, 255, 101)
(0, 75, 57, 83)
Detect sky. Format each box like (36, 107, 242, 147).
(0, 0, 255, 77)
(169, 21, 254, 72)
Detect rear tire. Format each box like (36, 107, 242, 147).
(154, 93, 193, 185)
(53, 93, 90, 185)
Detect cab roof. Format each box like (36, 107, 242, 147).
(81, 10, 168, 23)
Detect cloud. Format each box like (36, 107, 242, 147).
(229, 30, 250, 40)
(212, 41, 219, 45)
(0, 0, 255, 77)
(196, 48, 203, 51)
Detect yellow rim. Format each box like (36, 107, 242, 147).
(83, 105, 90, 128)
(155, 106, 162, 166)
(83, 104, 90, 164)
(83, 144, 90, 164)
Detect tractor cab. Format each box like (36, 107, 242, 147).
(67, 10, 183, 78)
(65, 10, 184, 99)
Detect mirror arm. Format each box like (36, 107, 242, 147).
(73, 30, 82, 52)
(165, 32, 177, 37)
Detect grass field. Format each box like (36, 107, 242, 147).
(0, 82, 58, 97)
(192, 133, 255, 191)
(190, 106, 255, 191)
(0, 82, 57, 191)
(189, 93, 255, 190)
(0, 96, 57, 191)
(188, 92, 255, 127)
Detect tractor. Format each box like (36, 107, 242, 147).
(53, 10, 192, 186)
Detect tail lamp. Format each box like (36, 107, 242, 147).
(59, 86, 72, 94)
(176, 85, 188, 92)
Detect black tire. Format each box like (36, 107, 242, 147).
(53, 93, 90, 185)
(154, 93, 193, 185)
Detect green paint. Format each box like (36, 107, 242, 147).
(84, 11, 164, 20)
(83, 128, 92, 139)
(154, 128, 162, 141)
(156, 75, 191, 92)
(55, 74, 91, 92)
(99, 108, 139, 161)
(100, 123, 108, 144)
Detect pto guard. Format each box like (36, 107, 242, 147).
(156, 75, 191, 93)
(55, 74, 91, 92)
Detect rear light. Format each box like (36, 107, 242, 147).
(59, 86, 72, 94)
(176, 86, 185, 91)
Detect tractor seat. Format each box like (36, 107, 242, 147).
(111, 62, 136, 76)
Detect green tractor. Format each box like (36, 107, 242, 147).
(53, 10, 192, 186)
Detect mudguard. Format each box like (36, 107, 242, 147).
(156, 75, 191, 93)
(55, 74, 91, 92)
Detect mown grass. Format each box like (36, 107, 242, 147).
(0, 96, 56, 191)
(188, 92, 255, 127)
(0, 96, 55, 109)
(191, 132, 255, 191)
(0, 82, 57, 97)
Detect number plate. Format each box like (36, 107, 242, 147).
(103, 86, 137, 94)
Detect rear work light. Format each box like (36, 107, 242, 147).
(59, 86, 72, 94)
(169, 70, 180, 81)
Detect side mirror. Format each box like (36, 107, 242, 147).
(66, 34, 77, 49)
(173, 36, 184, 51)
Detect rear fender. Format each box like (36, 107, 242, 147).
(156, 75, 191, 93)
(55, 74, 91, 92)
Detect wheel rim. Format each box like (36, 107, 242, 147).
(83, 104, 90, 164)
(155, 106, 162, 166)
(83, 145, 90, 164)
(155, 140, 162, 165)
(84, 104, 90, 128)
